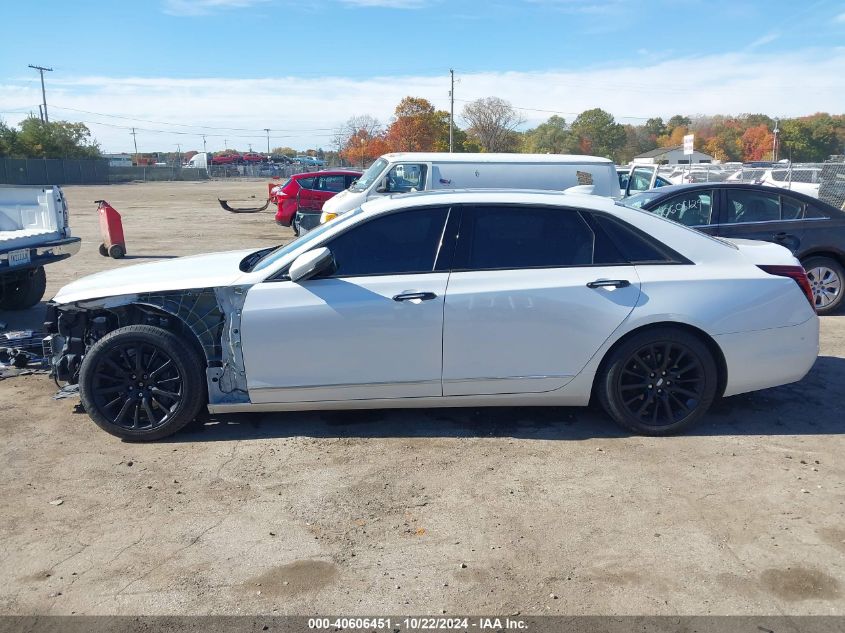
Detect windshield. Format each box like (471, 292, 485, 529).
(624, 190, 669, 208)
(248, 207, 365, 273)
(349, 158, 388, 192)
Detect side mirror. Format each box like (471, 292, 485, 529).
(288, 247, 334, 282)
(375, 176, 389, 194)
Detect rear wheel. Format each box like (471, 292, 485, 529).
(108, 244, 126, 259)
(98, 243, 109, 257)
(79, 325, 206, 441)
(597, 328, 718, 435)
(0, 266, 47, 310)
(802, 256, 843, 315)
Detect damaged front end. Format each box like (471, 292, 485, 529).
(43, 286, 252, 405)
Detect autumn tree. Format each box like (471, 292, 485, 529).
(385, 97, 441, 152)
(569, 108, 626, 160)
(740, 124, 774, 161)
(461, 97, 524, 152)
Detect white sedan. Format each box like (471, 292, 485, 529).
(44, 190, 819, 440)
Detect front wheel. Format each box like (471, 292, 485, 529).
(597, 328, 718, 435)
(802, 256, 843, 315)
(79, 325, 206, 441)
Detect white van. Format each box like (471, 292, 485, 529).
(320, 152, 620, 222)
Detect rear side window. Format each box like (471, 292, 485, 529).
(724, 190, 780, 223)
(316, 175, 346, 192)
(591, 214, 684, 264)
(453, 205, 626, 270)
(781, 196, 804, 220)
(296, 176, 316, 190)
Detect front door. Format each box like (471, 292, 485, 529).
(442, 205, 641, 396)
(241, 206, 453, 403)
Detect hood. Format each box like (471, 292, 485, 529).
(53, 248, 256, 305)
(322, 189, 359, 215)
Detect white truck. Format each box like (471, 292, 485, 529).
(0, 186, 81, 310)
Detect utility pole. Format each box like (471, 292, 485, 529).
(248, 143, 253, 153)
(130, 127, 139, 164)
(224, 139, 228, 149)
(449, 68, 455, 153)
(176, 143, 181, 167)
(264, 128, 271, 154)
(28, 64, 53, 123)
(772, 117, 779, 162)
(202, 134, 207, 155)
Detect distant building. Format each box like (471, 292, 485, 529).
(633, 145, 715, 165)
(104, 153, 133, 168)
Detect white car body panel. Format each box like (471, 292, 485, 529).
(441, 266, 641, 395)
(50, 189, 819, 419)
(241, 273, 449, 402)
(53, 249, 255, 304)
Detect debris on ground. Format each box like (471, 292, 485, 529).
(52, 384, 80, 400)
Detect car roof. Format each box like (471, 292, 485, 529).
(294, 169, 361, 177)
(359, 188, 617, 215)
(632, 183, 842, 213)
(377, 152, 614, 165)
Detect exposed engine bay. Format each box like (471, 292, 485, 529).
(43, 286, 251, 404)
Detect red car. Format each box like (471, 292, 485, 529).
(210, 154, 240, 165)
(242, 153, 265, 163)
(273, 170, 361, 233)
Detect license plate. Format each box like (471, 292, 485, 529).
(8, 248, 31, 267)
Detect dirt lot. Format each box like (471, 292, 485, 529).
(1, 180, 844, 616)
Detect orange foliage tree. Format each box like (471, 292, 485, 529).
(740, 124, 774, 161)
(385, 97, 444, 152)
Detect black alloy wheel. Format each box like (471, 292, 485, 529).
(598, 328, 718, 435)
(79, 325, 205, 440)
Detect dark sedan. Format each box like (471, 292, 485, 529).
(626, 183, 845, 314)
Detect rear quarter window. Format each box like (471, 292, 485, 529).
(591, 214, 689, 264)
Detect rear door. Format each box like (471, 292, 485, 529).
(441, 204, 641, 396)
(715, 188, 806, 254)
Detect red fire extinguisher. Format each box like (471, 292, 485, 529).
(95, 200, 126, 259)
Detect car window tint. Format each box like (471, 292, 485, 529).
(297, 177, 316, 190)
(650, 191, 712, 226)
(325, 207, 448, 277)
(316, 175, 346, 192)
(805, 204, 830, 219)
(456, 206, 596, 270)
(725, 190, 781, 223)
(781, 196, 804, 220)
(592, 215, 679, 263)
(385, 164, 427, 193)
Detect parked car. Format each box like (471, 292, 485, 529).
(44, 190, 817, 441)
(320, 153, 621, 222)
(618, 167, 672, 195)
(242, 153, 266, 164)
(625, 183, 845, 314)
(1, 186, 81, 310)
(210, 154, 240, 165)
(273, 170, 361, 235)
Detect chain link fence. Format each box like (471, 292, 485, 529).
(653, 160, 845, 210)
(0, 158, 109, 185)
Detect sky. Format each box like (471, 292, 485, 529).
(1, 0, 844, 153)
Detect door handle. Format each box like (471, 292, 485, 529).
(586, 279, 630, 289)
(773, 232, 791, 241)
(393, 291, 438, 302)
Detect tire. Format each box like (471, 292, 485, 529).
(802, 256, 844, 315)
(597, 327, 719, 436)
(0, 266, 47, 310)
(98, 243, 109, 257)
(291, 217, 300, 236)
(108, 244, 126, 259)
(79, 325, 206, 441)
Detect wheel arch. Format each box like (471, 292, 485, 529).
(798, 249, 845, 268)
(591, 321, 728, 401)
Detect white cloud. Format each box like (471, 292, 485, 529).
(163, 0, 268, 16)
(745, 31, 779, 51)
(836, 11, 845, 23)
(2, 49, 843, 153)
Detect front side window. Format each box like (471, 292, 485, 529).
(324, 206, 449, 277)
(725, 190, 781, 223)
(384, 163, 427, 193)
(650, 191, 713, 226)
(628, 167, 655, 193)
(454, 206, 603, 270)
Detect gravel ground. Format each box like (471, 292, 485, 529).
(0, 180, 843, 616)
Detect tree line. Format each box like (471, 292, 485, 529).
(0, 117, 101, 159)
(336, 96, 845, 165)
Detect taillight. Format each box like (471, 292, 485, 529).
(758, 265, 816, 311)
